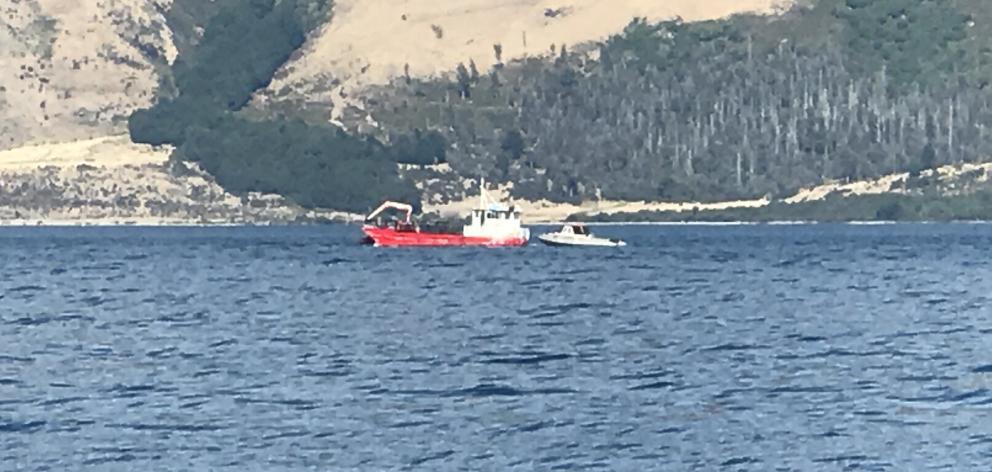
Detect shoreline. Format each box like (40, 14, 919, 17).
(3, 219, 991, 228)
(0, 215, 362, 227)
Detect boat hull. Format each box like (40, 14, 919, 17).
(362, 226, 528, 247)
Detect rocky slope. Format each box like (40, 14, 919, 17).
(0, 136, 354, 225)
(0, 0, 177, 151)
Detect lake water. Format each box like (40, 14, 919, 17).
(2, 224, 992, 471)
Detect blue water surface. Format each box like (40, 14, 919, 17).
(2, 223, 992, 471)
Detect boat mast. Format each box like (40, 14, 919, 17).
(480, 177, 487, 209)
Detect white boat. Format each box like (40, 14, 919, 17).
(537, 223, 626, 247)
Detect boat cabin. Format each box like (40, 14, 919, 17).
(369, 216, 419, 232)
(393, 221, 419, 232)
(463, 203, 525, 239)
(469, 204, 521, 226)
(560, 224, 589, 236)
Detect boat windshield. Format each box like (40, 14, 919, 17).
(571, 224, 588, 235)
(394, 221, 418, 232)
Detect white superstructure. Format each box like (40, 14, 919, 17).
(462, 178, 531, 242)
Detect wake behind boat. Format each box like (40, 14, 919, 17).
(361, 179, 530, 247)
(538, 223, 626, 247)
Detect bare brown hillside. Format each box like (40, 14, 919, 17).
(0, 0, 176, 151)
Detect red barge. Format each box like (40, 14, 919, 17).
(361, 179, 530, 247)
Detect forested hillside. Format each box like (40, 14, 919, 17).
(361, 0, 992, 204)
(127, 0, 992, 215)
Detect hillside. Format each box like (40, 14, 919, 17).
(5, 0, 734, 145)
(6, 0, 992, 224)
(339, 0, 992, 219)
(0, 0, 178, 151)
(125, 0, 781, 216)
(261, 0, 779, 120)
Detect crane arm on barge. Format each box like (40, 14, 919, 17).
(365, 201, 414, 224)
